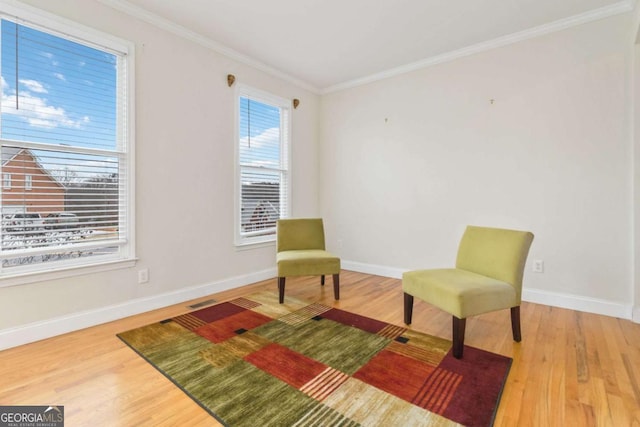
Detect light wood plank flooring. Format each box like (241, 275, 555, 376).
(1, 271, 639, 426)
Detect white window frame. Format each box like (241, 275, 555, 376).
(3, 173, 10, 190)
(234, 85, 291, 247)
(0, 2, 136, 285)
(24, 174, 32, 191)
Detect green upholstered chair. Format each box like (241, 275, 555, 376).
(403, 225, 534, 358)
(276, 218, 341, 304)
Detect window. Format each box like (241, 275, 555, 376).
(0, 9, 133, 279)
(236, 86, 290, 246)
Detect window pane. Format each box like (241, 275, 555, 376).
(0, 16, 130, 277)
(1, 19, 118, 150)
(236, 90, 289, 245)
(240, 169, 281, 235)
(239, 97, 281, 168)
(1, 146, 123, 269)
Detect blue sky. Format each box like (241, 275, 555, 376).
(0, 19, 119, 182)
(0, 19, 117, 151)
(239, 97, 282, 169)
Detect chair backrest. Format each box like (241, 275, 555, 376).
(277, 218, 326, 252)
(455, 225, 534, 301)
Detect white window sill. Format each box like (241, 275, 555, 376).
(235, 239, 276, 251)
(0, 257, 137, 288)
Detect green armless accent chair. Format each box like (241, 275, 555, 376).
(276, 218, 341, 304)
(403, 225, 534, 358)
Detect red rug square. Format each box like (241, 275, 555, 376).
(191, 301, 247, 323)
(245, 342, 327, 388)
(353, 348, 436, 401)
(194, 309, 273, 343)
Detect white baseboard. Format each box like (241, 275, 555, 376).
(3, 261, 635, 351)
(342, 260, 405, 279)
(343, 259, 634, 320)
(521, 288, 633, 320)
(0, 267, 277, 351)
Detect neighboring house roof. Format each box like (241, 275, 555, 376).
(1, 147, 65, 189)
(241, 182, 280, 230)
(1, 147, 22, 165)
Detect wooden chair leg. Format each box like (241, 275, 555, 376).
(511, 306, 522, 342)
(332, 274, 340, 300)
(278, 277, 286, 304)
(403, 293, 414, 325)
(321, 275, 325, 286)
(452, 317, 466, 359)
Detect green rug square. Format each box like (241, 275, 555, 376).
(194, 359, 326, 426)
(253, 318, 390, 374)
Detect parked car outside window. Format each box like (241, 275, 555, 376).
(44, 213, 79, 230)
(3, 213, 44, 233)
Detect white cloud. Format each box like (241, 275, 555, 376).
(239, 127, 279, 150)
(1, 77, 86, 129)
(239, 127, 280, 168)
(19, 79, 48, 93)
(54, 73, 66, 81)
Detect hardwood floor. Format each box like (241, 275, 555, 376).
(1, 270, 639, 426)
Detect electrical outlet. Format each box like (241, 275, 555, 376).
(138, 268, 149, 284)
(532, 260, 544, 273)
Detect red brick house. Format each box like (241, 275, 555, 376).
(1, 147, 65, 216)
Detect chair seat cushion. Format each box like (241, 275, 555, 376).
(277, 249, 340, 277)
(402, 268, 517, 319)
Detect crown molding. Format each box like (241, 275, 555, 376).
(99, 0, 633, 95)
(321, 0, 635, 94)
(97, 0, 321, 94)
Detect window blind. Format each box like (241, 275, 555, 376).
(0, 17, 131, 275)
(237, 90, 290, 244)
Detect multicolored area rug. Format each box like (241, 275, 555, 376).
(118, 292, 511, 427)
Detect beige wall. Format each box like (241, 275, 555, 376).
(0, 0, 320, 330)
(320, 13, 634, 313)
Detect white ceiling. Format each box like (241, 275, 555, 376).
(104, 0, 633, 93)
